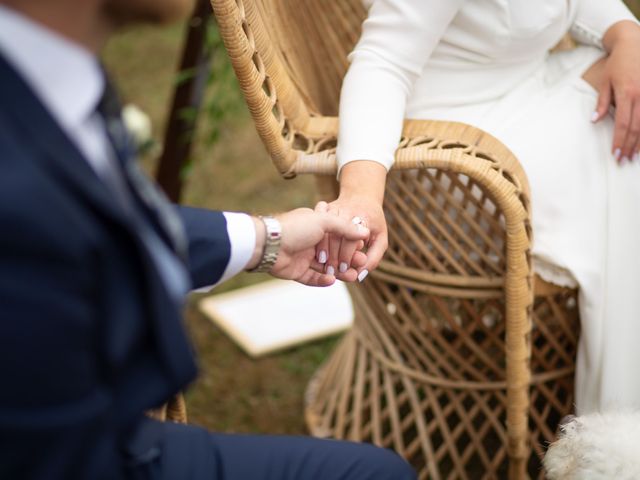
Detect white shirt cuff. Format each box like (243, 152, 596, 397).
(194, 212, 256, 292)
(219, 212, 256, 284)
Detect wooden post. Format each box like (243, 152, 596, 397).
(156, 0, 213, 202)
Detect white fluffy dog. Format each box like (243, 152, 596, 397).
(544, 412, 640, 479)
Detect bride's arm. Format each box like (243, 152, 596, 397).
(320, 0, 464, 280)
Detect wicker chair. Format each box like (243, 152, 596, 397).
(211, 1, 580, 478)
(147, 393, 188, 423)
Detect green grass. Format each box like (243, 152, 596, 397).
(184, 298, 340, 434)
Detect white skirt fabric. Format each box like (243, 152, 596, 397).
(408, 45, 640, 414)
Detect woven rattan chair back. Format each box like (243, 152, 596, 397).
(252, 0, 364, 115)
(212, 1, 580, 478)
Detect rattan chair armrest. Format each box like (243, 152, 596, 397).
(296, 118, 529, 199)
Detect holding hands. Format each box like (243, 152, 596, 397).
(246, 207, 370, 287)
(248, 161, 390, 287)
(314, 161, 389, 283)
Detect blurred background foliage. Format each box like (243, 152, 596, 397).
(103, 0, 640, 435)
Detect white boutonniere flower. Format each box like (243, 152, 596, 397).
(122, 103, 153, 153)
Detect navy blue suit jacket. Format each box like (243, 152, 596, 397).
(0, 54, 233, 479)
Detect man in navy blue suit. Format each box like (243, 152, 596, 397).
(0, 0, 417, 479)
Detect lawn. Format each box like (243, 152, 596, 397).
(102, 0, 640, 439)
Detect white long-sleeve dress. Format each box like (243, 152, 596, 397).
(337, 0, 640, 414)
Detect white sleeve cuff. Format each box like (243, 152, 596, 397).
(336, 54, 409, 178)
(219, 212, 256, 284)
(194, 212, 256, 292)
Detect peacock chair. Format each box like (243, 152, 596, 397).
(211, 1, 580, 478)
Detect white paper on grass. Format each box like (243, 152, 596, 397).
(199, 279, 353, 357)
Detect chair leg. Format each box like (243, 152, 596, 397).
(146, 393, 188, 424)
(165, 393, 188, 423)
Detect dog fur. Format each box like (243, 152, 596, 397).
(544, 411, 640, 479)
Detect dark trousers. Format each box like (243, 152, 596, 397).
(124, 419, 416, 480)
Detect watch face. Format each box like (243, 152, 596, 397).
(263, 217, 282, 244)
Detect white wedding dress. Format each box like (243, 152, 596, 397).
(336, 0, 640, 414)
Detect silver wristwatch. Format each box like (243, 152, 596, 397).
(249, 216, 282, 273)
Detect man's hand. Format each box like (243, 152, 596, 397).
(246, 208, 369, 287)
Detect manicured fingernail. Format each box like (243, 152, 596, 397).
(326, 265, 335, 276)
(318, 250, 327, 264)
(590, 111, 599, 122)
(357, 269, 369, 282)
(339, 262, 348, 273)
(356, 224, 368, 233)
(622, 156, 630, 164)
(614, 148, 621, 161)
(351, 216, 362, 225)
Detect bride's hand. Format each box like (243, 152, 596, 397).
(593, 20, 640, 163)
(315, 161, 388, 282)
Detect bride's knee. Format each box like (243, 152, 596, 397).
(581, 56, 607, 91)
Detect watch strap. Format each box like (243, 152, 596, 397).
(249, 216, 281, 273)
